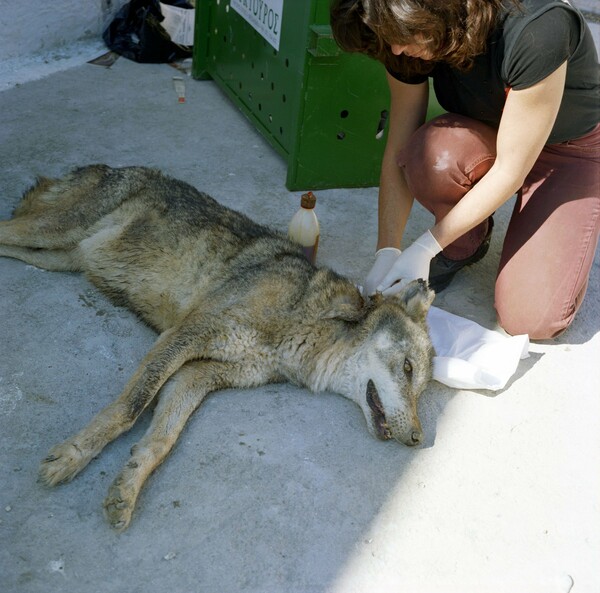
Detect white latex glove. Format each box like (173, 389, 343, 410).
(378, 230, 442, 296)
(363, 247, 401, 296)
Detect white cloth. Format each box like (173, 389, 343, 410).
(427, 306, 529, 391)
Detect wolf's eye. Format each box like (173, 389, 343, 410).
(404, 358, 413, 374)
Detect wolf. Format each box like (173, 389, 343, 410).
(0, 165, 435, 531)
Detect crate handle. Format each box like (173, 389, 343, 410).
(307, 25, 341, 58)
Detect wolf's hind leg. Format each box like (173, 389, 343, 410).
(0, 217, 86, 249)
(0, 245, 81, 271)
(2, 165, 127, 248)
(103, 360, 267, 531)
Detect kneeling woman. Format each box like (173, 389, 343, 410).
(331, 0, 599, 339)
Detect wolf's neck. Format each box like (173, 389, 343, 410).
(290, 324, 360, 394)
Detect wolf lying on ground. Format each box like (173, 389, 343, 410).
(0, 165, 435, 531)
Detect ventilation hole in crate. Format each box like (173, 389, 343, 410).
(225, 4, 229, 12)
(271, 82, 275, 91)
(248, 92, 253, 101)
(282, 94, 286, 103)
(337, 132, 346, 140)
(241, 53, 246, 60)
(251, 61, 255, 69)
(375, 109, 389, 139)
(239, 82, 242, 90)
(340, 110, 349, 118)
(258, 103, 262, 111)
(280, 127, 283, 135)
(260, 72, 265, 80)
(269, 114, 273, 123)
(285, 58, 289, 67)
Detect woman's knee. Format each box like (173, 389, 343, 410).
(399, 114, 498, 207)
(495, 279, 581, 340)
(496, 304, 571, 340)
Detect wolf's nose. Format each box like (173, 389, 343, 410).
(410, 430, 423, 445)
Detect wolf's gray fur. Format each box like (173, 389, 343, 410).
(0, 165, 435, 530)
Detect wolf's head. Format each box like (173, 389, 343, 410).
(339, 280, 435, 446)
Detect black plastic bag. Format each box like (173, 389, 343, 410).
(103, 0, 193, 64)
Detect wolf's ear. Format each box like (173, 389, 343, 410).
(391, 279, 435, 322)
(319, 291, 366, 322)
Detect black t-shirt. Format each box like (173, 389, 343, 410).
(387, 0, 600, 144)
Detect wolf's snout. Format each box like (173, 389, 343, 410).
(410, 429, 423, 446)
(367, 380, 425, 445)
(395, 426, 422, 447)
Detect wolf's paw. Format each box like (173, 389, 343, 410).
(38, 441, 91, 486)
(103, 479, 137, 532)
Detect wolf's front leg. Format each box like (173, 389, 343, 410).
(103, 360, 268, 531)
(39, 326, 201, 486)
(39, 397, 133, 486)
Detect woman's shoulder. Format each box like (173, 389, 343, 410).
(501, 0, 586, 88)
(502, 0, 584, 51)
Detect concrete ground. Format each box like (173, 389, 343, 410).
(1, 37, 599, 593)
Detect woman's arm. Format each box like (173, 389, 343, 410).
(430, 61, 568, 249)
(377, 73, 429, 250)
(377, 61, 568, 294)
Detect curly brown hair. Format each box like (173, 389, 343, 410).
(330, 0, 521, 77)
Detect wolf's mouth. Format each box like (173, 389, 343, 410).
(366, 380, 391, 440)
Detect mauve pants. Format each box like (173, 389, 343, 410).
(398, 114, 600, 340)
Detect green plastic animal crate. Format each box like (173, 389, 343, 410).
(192, 0, 443, 190)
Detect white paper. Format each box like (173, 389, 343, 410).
(427, 306, 529, 391)
(230, 0, 284, 51)
(159, 3, 195, 46)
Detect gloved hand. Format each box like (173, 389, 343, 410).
(378, 230, 442, 296)
(363, 247, 401, 296)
